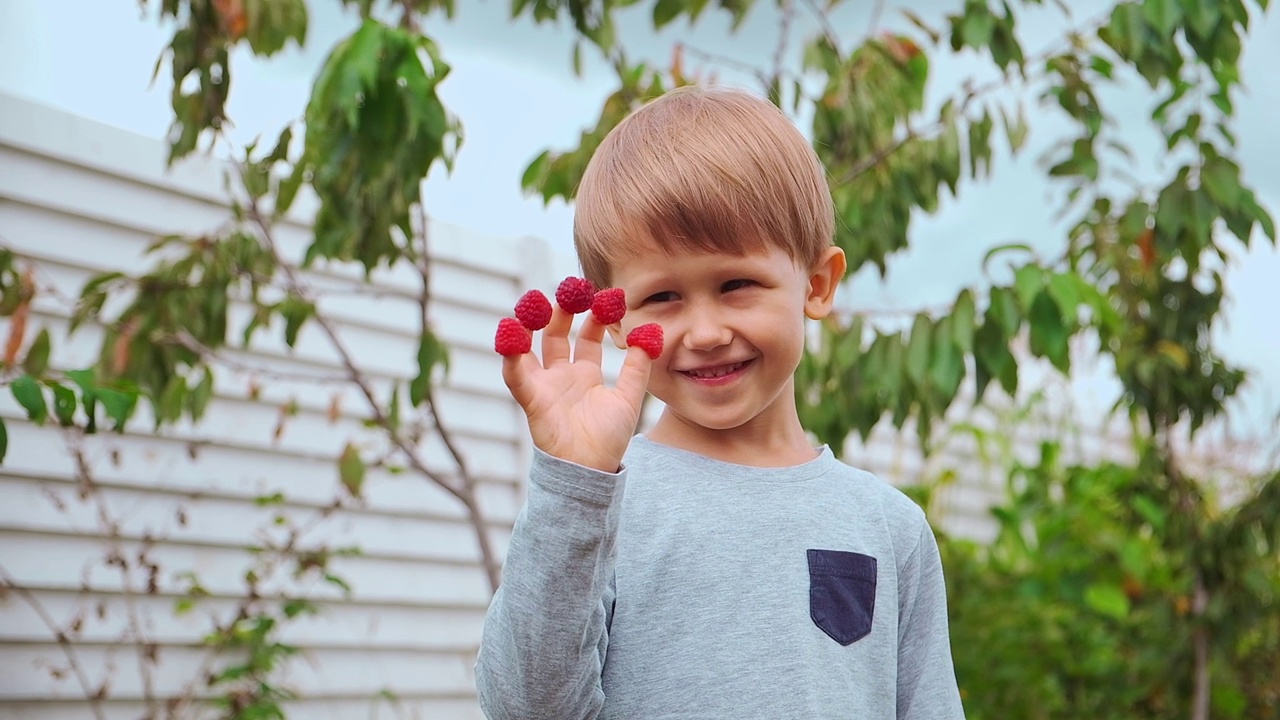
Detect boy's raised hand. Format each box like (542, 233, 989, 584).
(497, 281, 660, 474)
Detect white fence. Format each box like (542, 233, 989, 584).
(0, 92, 589, 719)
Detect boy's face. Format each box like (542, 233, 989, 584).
(606, 240, 845, 443)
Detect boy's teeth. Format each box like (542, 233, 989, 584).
(687, 361, 745, 378)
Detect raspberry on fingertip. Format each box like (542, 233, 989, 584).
(591, 287, 627, 325)
(514, 289, 553, 331)
(494, 317, 533, 356)
(555, 276, 596, 314)
(626, 323, 664, 360)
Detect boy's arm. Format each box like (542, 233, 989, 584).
(474, 448, 623, 720)
(896, 519, 966, 720)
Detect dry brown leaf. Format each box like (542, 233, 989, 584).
(111, 317, 139, 375)
(3, 298, 27, 368)
(3, 267, 34, 367)
(327, 393, 342, 424)
(1137, 228, 1157, 269)
(212, 0, 248, 39)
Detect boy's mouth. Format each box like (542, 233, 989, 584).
(681, 359, 752, 380)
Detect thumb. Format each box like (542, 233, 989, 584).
(614, 345, 653, 409)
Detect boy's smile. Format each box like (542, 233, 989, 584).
(606, 242, 845, 465)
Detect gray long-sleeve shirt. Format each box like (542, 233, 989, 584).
(475, 435, 965, 719)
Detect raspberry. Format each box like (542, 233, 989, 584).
(514, 289, 552, 331)
(494, 317, 532, 356)
(626, 323, 664, 360)
(590, 288, 627, 325)
(555, 276, 596, 314)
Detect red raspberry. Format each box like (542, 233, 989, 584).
(555, 276, 596, 314)
(514, 289, 552, 331)
(626, 323, 664, 360)
(494, 317, 532, 356)
(590, 288, 627, 325)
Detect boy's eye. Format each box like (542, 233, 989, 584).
(722, 279, 755, 292)
(644, 291, 677, 304)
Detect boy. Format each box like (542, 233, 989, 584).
(475, 85, 965, 719)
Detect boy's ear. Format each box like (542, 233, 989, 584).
(804, 246, 847, 320)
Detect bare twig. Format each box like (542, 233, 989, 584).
(165, 329, 353, 386)
(410, 201, 494, 587)
(243, 188, 501, 592)
(801, 0, 841, 50)
(771, 0, 796, 97)
(834, 10, 1113, 186)
(67, 433, 161, 718)
(867, 0, 887, 37)
(0, 562, 109, 720)
(678, 42, 772, 88)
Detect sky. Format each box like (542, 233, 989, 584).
(1, 0, 1277, 440)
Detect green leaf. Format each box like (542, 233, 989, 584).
(48, 382, 76, 427)
(1084, 583, 1131, 619)
(989, 286, 1021, 337)
(929, 318, 965, 401)
(905, 314, 933, 388)
(158, 375, 187, 426)
(283, 598, 317, 618)
(1028, 291, 1070, 373)
(0, 418, 7, 463)
(1013, 265, 1046, 312)
(1182, 0, 1220, 38)
(409, 329, 449, 406)
(338, 442, 365, 498)
(1046, 273, 1082, 327)
(1142, 0, 1183, 35)
(387, 382, 402, 434)
(952, 289, 977, 353)
(188, 368, 215, 420)
(982, 242, 1035, 275)
(278, 297, 314, 348)
(274, 161, 306, 218)
(1132, 495, 1167, 531)
(22, 328, 51, 376)
(653, 0, 683, 28)
(1000, 103, 1028, 154)
(960, 7, 996, 49)
(11, 376, 48, 424)
(324, 572, 353, 595)
(1201, 157, 1242, 209)
(96, 387, 136, 431)
(1090, 54, 1115, 79)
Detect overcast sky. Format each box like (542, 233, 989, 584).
(1, 0, 1276, 437)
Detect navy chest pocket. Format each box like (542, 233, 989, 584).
(807, 549, 878, 645)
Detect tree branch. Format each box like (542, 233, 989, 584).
(411, 201, 497, 591)
(801, 0, 841, 51)
(771, 0, 796, 99)
(0, 563, 109, 720)
(243, 187, 501, 592)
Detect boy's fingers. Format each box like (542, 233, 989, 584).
(572, 313, 606, 366)
(614, 346, 653, 407)
(541, 306, 573, 365)
(500, 352, 541, 409)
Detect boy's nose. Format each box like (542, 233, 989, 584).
(680, 309, 733, 351)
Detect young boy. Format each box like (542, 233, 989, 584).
(475, 85, 965, 719)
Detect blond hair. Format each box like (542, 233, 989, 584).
(572, 85, 835, 287)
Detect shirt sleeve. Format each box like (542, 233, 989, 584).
(474, 447, 623, 720)
(896, 518, 967, 719)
